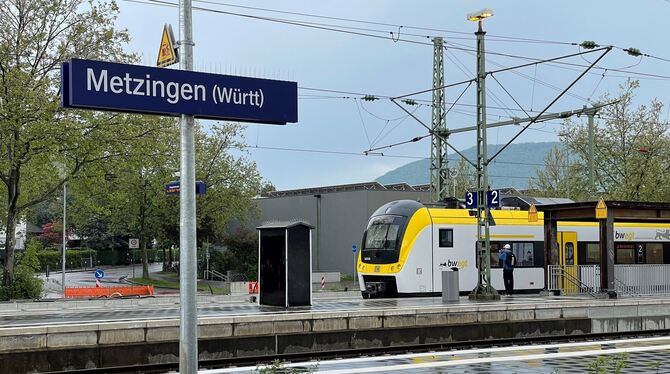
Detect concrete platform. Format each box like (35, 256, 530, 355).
(1, 295, 670, 372)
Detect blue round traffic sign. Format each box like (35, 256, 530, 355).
(352, 245, 357, 253)
(94, 269, 105, 279)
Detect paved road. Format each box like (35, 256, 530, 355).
(39, 263, 165, 297)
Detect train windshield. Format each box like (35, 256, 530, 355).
(364, 215, 403, 251)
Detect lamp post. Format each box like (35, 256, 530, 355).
(467, 8, 500, 301)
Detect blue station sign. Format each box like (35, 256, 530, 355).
(166, 180, 206, 195)
(61, 59, 298, 124)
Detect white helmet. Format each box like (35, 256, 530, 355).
(503, 244, 511, 250)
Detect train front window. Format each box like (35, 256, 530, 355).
(365, 216, 401, 251)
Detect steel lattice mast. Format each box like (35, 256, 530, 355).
(430, 37, 449, 202)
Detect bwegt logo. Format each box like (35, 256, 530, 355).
(447, 259, 468, 269)
(615, 231, 635, 241)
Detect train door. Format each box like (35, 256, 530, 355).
(558, 231, 578, 294)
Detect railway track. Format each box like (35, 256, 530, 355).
(44, 330, 670, 374)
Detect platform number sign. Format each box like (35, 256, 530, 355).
(465, 191, 477, 209)
(466, 190, 500, 208)
(487, 190, 500, 208)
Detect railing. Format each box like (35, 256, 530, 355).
(548, 265, 599, 296)
(615, 264, 670, 295)
(548, 264, 670, 296)
(204, 269, 228, 282)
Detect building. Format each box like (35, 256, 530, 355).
(255, 182, 430, 276)
(0, 221, 42, 262)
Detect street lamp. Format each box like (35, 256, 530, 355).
(467, 8, 500, 301)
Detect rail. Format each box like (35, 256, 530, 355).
(204, 269, 228, 282)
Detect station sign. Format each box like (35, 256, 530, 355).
(465, 191, 477, 209)
(465, 190, 500, 209)
(166, 180, 206, 195)
(486, 189, 500, 208)
(61, 58, 298, 124)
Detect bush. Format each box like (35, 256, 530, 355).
(36, 247, 101, 271)
(0, 240, 44, 300)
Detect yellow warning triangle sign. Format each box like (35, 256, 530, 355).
(595, 197, 607, 219)
(157, 24, 178, 68)
(528, 203, 538, 222)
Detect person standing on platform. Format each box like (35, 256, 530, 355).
(499, 244, 516, 296)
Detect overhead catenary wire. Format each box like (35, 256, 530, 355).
(126, 0, 670, 83)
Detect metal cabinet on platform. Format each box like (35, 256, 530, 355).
(257, 221, 314, 307)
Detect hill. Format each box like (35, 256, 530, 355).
(376, 142, 560, 190)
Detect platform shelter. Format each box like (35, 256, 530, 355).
(537, 200, 670, 297)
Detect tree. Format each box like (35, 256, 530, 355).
(0, 0, 148, 287)
(67, 116, 178, 278)
(529, 146, 589, 200)
(556, 80, 670, 201)
(449, 158, 477, 199)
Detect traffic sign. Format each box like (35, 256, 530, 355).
(352, 245, 357, 253)
(595, 197, 608, 219)
(61, 59, 298, 124)
(465, 191, 477, 209)
(165, 180, 206, 195)
(156, 24, 178, 68)
(486, 190, 500, 208)
(205, 250, 210, 260)
(528, 203, 538, 222)
(94, 269, 105, 279)
(129, 238, 140, 249)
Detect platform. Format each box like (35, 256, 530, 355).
(2, 294, 670, 372)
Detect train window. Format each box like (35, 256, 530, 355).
(565, 243, 575, 265)
(647, 243, 663, 264)
(364, 215, 401, 251)
(586, 243, 600, 263)
(512, 243, 534, 267)
(489, 243, 501, 267)
(616, 243, 635, 264)
(439, 229, 453, 248)
(636, 244, 645, 263)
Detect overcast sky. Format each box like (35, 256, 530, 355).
(116, 0, 669, 190)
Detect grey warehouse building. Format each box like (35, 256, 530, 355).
(254, 182, 430, 277)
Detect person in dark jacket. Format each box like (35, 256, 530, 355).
(498, 244, 515, 296)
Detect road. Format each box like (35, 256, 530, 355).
(39, 262, 164, 298)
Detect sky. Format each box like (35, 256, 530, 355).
(115, 0, 670, 191)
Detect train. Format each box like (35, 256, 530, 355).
(357, 200, 670, 298)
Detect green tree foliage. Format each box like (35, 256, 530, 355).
(0, 0, 144, 287)
(532, 80, 670, 201)
(450, 158, 477, 199)
(0, 239, 42, 300)
(211, 228, 258, 280)
(67, 115, 178, 278)
(528, 146, 589, 200)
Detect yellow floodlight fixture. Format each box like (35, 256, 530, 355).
(467, 8, 494, 22)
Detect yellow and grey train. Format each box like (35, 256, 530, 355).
(357, 200, 670, 298)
